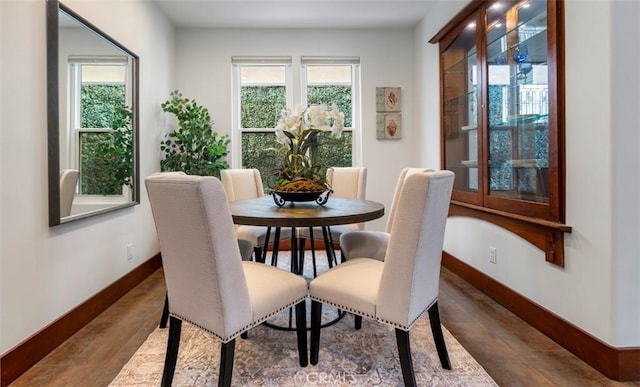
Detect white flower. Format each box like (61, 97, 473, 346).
(306, 104, 328, 129)
(276, 105, 305, 136)
(275, 103, 345, 150)
(274, 128, 289, 145)
(328, 104, 344, 138)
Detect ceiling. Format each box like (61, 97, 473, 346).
(152, 0, 442, 29)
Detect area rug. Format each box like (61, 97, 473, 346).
(111, 251, 497, 386)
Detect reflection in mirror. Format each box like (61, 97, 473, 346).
(47, 1, 139, 226)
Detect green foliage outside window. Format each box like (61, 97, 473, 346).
(241, 86, 286, 128)
(81, 84, 125, 128)
(316, 131, 353, 168)
(241, 132, 282, 188)
(79, 84, 130, 195)
(487, 85, 549, 193)
(240, 85, 353, 189)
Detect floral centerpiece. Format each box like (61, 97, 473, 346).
(271, 104, 344, 195)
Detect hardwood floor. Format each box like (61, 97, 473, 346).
(10, 267, 639, 386)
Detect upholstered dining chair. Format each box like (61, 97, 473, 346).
(339, 167, 431, 329)
(340, 167, 431, 262)
(146, 174, 308, 387)
(298, 166, 367, 274)
(59, 169, 79, 217)
(221, 168, 293, 263)
(151, 171, 256, 329)
(309, 170, 455, 387)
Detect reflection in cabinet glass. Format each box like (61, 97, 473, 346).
(486, 0, 549, 203)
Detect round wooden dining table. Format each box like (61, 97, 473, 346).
(229, 195, 384, 228)
(229, 195, 384, 270)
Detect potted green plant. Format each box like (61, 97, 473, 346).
(269, 104, 344, 206)
(160, 90, 230, 177)
(272, 104, 344, 192)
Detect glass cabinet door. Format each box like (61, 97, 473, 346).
(442, 18, 480, 198)
(486, 0, 549, 203)
(433, 0, 567, 262)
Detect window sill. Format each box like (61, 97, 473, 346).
(448, 201, 572, 267)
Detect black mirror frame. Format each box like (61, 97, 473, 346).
(47, 0, 140, 226)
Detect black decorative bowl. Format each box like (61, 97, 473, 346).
(271, 189, 332, 207)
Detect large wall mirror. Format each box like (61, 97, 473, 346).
(47, 0, 139, 226)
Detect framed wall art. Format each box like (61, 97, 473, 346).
(376, 87, 402, 140)
(376, 87, 401, 112)
(376, 113, 402, 140)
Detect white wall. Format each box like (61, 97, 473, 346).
(415, 0, 639, 347)
(0, 0, 174, 354)
(173, 27, 421, 231)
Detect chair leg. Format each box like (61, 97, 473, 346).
(395, 329, 416, 387)
(271, 227, 281, 266)
(161, 316, 182, 387)
(297, 235, 306, 275)
(218, 339, 236, 387)
(298, 237, 306, 273)
(326, 226, 338, 266)
(261, 227, 272, 263)
(308, 227, 318, 277)
(253, 246, 263, 264)
(310, 300, 322, 365)
(354, 315, 362, 330)
(321, 227, 334, 269)
(428, 302, 451, 369)
(159, 292, 169, 328)
(295, 301, 309, 367)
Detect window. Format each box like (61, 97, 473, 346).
(302, 57, 361, 169)
(67, 56, 131, 196)
(232, 57, 291, 188)
(232, 56, 360, 189)
(431, 0, 571, 266)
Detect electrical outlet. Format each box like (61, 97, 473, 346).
(127, 244, 133, 261)
(489, 246, 497, 264)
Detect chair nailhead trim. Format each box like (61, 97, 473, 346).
(169, 314, 249, 343)
(310, 296, 375, 320)
(310, 297, 438, 331)
(170, 295, 307, 343)
(377, 299, 438, 331)
(376, 317, 410, 330)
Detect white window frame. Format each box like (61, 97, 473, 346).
(67, 55, 130, 199)
(231, 56, 361, 169)
(67, 56, 130, 171)
(231, 56, 293, 169)
(300, 56, 361, 167)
